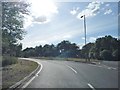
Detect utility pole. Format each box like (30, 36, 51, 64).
(81, 15, 86, 45)
(81, 15, 87, 62)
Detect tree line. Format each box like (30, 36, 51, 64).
(2, 2, 29, 66)
(22, 35, 119, 61)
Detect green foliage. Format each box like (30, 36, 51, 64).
(2, 2, 29, 57)
(2, 2, 29, 66)
(100, 50, 112, 60)
(81, 43, 94, 58)
(81, 35, 119, 61)
(2, 56, 18, 67)
(22, 40, 81, 58)
(22, 35, 119, 61)
(112, 49, 118, 61)
(57, 41, 80, 58)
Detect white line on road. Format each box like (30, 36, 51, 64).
(88, 64, 117, 70)
(66, 65, 77, 74)
(88, 83, 95, 90)
(103, 65, 117, 70)
(97, 66, 102, 68)
(22, 62, 43, 88)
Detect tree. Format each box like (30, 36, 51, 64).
(34, 45, 43, 57)
(2, 2, 29, 56)
(42, 44, 58, 57)
(22, 47, 36, 57)
(81, 43, 94, 59)
(57, 40, 80, 58)
(112, 49, 118, 61)
(90, 35, 119, 60)
(100, 50, 112, 60)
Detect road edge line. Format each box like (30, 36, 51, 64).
(8, 58, 43, 89)
(22, 61, 43, 88)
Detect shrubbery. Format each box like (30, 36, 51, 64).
(100, 50, 113, 60)
(2, 56, 18, 67)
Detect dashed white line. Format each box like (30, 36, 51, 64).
(97, 66, 102, 68)
(22, 62, 43, 88)
(103, 65, 117, 70)
(66, 65, 77, 74)
(88, 64, 117, 70)
(111, 67, 117, 70)
(88, 83, 95, 90)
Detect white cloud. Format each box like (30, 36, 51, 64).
(77, 1, 103, 19)
(32, 16, 50, 24)
(89, 37, 96, 42)
(78, 43, 85, 49)
(81, 37, 96, 43)
(23, 14, 33, 29)
(23, 0, 58, 28)
(70, 10, 77, 15)
(22, 33, 74, 49)
(29, 0, 58, 17)
(82, 37, 85, 40)
(104, 9, 112, 15)
(70, 7, 79, 15)
(106, 4, 110, 7)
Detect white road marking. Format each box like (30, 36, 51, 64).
(22, 76, 36, 88)
(108, 67, 111, 69)
(88, 83, 95, 90)
(66, 65, 77, 74)
(111, 67, 117, 70)
(103, 65, 117, 70)
(88, 63, 117, 70)
(22, 62, 43, 88)
(97, 66, 102, 68)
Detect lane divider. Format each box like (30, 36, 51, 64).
(88, 83, 96, 90)
(88, 63, 117, 70)
(66, 65, 77, 74)
(103, 65, 117, 70)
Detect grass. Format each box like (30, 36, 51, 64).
(2, 58, 38, 89)
(2, 56, 18, 67)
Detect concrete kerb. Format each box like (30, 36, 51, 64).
(8, 59, 41, 89)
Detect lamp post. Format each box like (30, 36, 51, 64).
(81, 15, 86, 45)
(81, 15, 87, 62)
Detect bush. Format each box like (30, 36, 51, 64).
(100, 50, 113, 60)
(112, 50, 118, 61)
(2, 56, 18, 67)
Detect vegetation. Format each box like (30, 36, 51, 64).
(22, 35, 119, 61)
(2, 56, 18, 67)
(2, 59, 38, 89)
(2, 2, 29, 66)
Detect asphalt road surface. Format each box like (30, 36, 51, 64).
(21, 58, 118, 89)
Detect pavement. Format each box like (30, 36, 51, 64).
(20, 58, 118, 89)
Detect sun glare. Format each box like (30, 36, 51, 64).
(28, 0, 58, 17)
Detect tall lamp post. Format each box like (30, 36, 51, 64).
(81, 15, 86, 45)
(81, 15, 87, 61)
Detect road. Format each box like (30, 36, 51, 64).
(21, 58, 118, 89)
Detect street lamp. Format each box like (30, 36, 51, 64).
(81, 15, 87, 62)
(81, 15, 86, 45)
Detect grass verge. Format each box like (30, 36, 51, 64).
(2, 58, 38, 89)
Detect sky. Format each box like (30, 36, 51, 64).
(21, 0, 119, 49)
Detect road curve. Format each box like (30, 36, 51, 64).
(21, 58, 118, 88)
